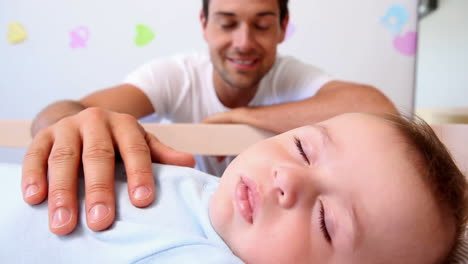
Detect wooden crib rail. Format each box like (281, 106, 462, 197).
(0, 120, 466, 170)
(0, 120, 274, 156)
(432, 124, 468, 172)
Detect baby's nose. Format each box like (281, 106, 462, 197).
(273, 166, 313, 209)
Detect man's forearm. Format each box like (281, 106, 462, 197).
(236, 81, 398, 134)
(31, 100, 86, 137)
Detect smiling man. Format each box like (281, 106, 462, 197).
(22, 0, 398, 235)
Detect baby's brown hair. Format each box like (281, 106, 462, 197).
(379, 114, 467, 264)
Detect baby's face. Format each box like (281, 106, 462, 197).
(210, 113, 451, 264)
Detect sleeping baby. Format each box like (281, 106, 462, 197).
(0, 113, 466, 263)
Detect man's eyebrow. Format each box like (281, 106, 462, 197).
(257, 11, 278, 17)
(213, 11, 278, 18)
(214, 12, 236, 17)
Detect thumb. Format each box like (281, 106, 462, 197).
(145, 133, 196, 168)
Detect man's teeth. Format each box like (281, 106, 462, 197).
(232, 59, 255, 65)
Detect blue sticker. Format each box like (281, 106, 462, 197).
(381, 4, 409, 35)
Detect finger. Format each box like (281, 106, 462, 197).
(22, 129, 53, 205)
(81, 111, 116, 231)
(146, 133, 196, 168)
(111, 115, 155, 208)
(47, 120, 80, 235)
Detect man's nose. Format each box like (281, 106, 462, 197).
(273, 166, 315, 209)
(232, 24, 256, 53)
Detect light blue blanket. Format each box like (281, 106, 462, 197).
(0, 163, 243, 264)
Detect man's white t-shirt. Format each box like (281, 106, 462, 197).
(124, 52, 333, 176)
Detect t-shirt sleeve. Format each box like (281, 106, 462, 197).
(271, 56, 335, 102)
(123, 56, 189, 118)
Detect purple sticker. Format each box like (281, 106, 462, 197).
(285, 23, 296, 41)
(394, 31, 418, 56)
(70, 26, 90, 49)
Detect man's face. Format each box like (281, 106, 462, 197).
(201, 0, 287, 91)
(210, 113, 452, 264)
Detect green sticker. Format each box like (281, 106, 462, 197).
(135, 24, 155, 47)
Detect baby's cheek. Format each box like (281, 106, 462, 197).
(209, 190, 232, 237)
(247, 220, 313, 264)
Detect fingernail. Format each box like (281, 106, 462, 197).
(25, 184, 39, 198)
(133, 186, 151, 201)
(52, 207, 71, 228)
(89, 204, 110, 223)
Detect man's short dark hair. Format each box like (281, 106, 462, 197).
(202, 0, 289, 23)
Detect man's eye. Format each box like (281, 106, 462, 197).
(221, 23, 236, 29)
(294, 137, 310, 165)
(255, 25, 270, 31)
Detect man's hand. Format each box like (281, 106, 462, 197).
(22, 107, 195, 235)
(201, 107, 250, 125)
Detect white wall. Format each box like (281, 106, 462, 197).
(0, 0, 420, 163)
(416, 0, 468, 108)
(0, 0, 419, 120)
(0, 0, 205, 119)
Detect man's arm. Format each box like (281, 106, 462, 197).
(23, 84, 195, 235)
(202, 81, 398, 133)
(31, 84, 154, 136)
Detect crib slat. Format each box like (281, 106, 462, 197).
(0, 120, 274, 156)
(432, 124, 468, 172)
(0, 120, 466, 166)
(0, 120, 32, 148)
(142, 123, 274, 155)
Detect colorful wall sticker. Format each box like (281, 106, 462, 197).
(285, 23, 296, 41)
(394, 31, 417, 56)
(380, 4, 417, 56)
(135, 24, 155, 47)
(7, 22, 27, 44)
(69, 26, 90, 49)
(381, 4, 409, 35)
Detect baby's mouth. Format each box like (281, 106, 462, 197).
(235, 177, 258, 224)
